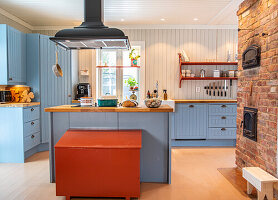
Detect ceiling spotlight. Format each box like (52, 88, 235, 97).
(160, 18, 165, 21)
(121, 19, 125, 22)
(193, 18, 199, 21)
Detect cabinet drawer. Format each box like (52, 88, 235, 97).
(23, 119, 40, 137)
(208, 128, 236, 139)
(24, 132, 40, 152)
(209, 104, 237, 116)
(209, 115, 236, 128)
(23, 106, 39, 122)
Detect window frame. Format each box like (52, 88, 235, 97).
(96, 41, 145, 102)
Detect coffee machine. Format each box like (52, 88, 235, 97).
(76, 83, 91, 99)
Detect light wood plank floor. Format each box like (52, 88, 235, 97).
(0, 147, 251, 200)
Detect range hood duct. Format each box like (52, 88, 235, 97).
(50, 0, 130, 50)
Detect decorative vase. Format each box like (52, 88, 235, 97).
(131, 59, 138, 66)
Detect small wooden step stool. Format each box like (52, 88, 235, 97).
(242, 167, 278, 200)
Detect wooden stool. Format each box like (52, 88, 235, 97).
(242, 167, 278, 200)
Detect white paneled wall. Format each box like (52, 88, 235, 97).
(35, 28, 238, 100)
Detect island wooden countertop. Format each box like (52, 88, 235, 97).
(0, 102, 40, 108)
(174, 99, 237, 103)
(45, 105, 174, 113)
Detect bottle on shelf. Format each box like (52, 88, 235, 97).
(147, 90, 151, 99)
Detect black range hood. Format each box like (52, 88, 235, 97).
(50, 0, 130, 50)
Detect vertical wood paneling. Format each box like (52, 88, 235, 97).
(36, 28, 238, 100)
(40, 35, 71, 143)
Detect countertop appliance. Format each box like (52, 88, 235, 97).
(50, 0, 130, 50)
(0, 90, 12, 103)
(76, 83, 91, 99)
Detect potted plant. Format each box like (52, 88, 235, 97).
(129, 49, 140, 66)
(125, 77, 138, 90)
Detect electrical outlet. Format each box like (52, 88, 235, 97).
(196, 87, 201, 93)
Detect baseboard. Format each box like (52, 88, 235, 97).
(24, 143, 49, 159)
(171, 139, 236, 147)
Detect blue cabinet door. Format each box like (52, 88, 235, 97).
(7, 26, 26, 84)
(174, 104, 207, 139)
(40, 35, 72, 143)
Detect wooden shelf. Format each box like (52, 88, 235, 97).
(180, 62, 238, 66)
(96, 66, 140, 69)
(181, 77, 238, 80)
(178, 53, 238, 88)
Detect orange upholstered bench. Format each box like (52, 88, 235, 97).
(55, 129, 142, 200)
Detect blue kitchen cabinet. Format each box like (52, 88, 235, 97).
(172, 103, 237, 146)
(26, 34, 72, 144)
(207, 104, 237, 140)
(0, 24, 26, 85)
(173, 103, 207, 139)
(0, 105, 40, 163)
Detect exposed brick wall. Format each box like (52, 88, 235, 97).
(236, 0, 278, 176)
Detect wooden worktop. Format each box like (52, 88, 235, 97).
(45, 105, 173, 113)
(174, 99, 237, 103)
(0, 102, 40, 108)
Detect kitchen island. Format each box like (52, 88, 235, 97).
(45, 105, 174, 184)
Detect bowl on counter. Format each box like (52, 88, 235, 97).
(144, 98, 162, 108)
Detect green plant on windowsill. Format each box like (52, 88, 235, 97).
(129, 49, 140, 66)
(125, 77, 138, 90)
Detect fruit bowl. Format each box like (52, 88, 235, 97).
(144, 98, 162, 108)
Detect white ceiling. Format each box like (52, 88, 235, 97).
(0, 0, 243, 27)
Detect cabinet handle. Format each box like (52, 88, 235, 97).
(221, 128, 226, 131)
(31, 108, 34, 111)
(221, 116, 226, 120)
(9, 78, 13, 81)
(189, 105, 194, 108)
(68, 94, 72, 97)
(31, 122, 35, 125)
(31, 135, 35, 139)
(221, 105, 227, 108)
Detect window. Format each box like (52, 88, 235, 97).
(96, 43, 144, 102)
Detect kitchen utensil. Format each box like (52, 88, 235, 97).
(97, 95, 118, 107)
(217, 82, 220, 96)
(213, 82, 216, 96)
(221, 81, 223, 96)
(0, 90, 12, 103)
(209, 83, 211, 96)
(224, 80, 227, 97)
(52, 50, 63, 77)
(144, 98, 162, 108)
(230, 80, 233, 97)
(79, 97, 94, 107)
(200, 69, 205, 78)
(213, 70, 220, 77)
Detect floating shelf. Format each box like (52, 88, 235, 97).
(178, 53, 238, 88)
(180, 61, 238, 66)
(181, 77, 238, 80)
(96, 66, 140, 68)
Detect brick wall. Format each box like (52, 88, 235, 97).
(236, 0, 278, 176)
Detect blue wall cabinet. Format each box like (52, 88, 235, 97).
(27, 34, 72, 144)
(0, 24, 26, 85)
(0, 106, 40, 163)
(174, 103, 207, 139)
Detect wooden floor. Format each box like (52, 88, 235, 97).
(0, 147, 252, 200)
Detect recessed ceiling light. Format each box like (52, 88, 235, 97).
(160, 18, 165, 21)
(121, 19, 125, 22)
(193, 18, 199, 21)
